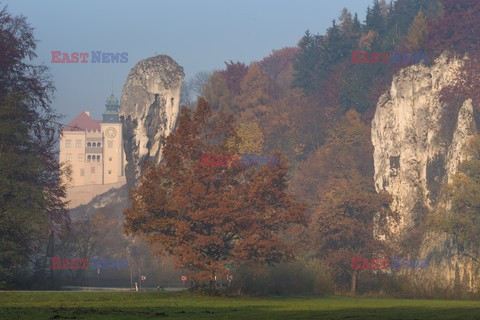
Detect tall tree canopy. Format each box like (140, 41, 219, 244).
(426, 0, 480, 56)
(0, 6, 68, 288)
(124, 99, 305, 282)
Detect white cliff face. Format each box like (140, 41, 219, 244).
(372, 53, 479, 292)
(120, 55, 184, 188)
(372, 54, 476, 233)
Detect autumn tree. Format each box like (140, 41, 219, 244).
(259, 48, 298, 84)
(226, 121, 264, 155)
(293, 110, 398, 295)
(203, 71, 235, 112)
(235, 63, 272, 121)
(339, 8, 354, 35)
(405, 10, 428, 52)
(426, 0, 480, 57)
(205, 56, 327, 176)
(124, 98, 305, 286)
(430, 135, 480, 260)
(385, 0, 440, 45)
(219, 61, 248, 95)
(433, 1, 480, 120)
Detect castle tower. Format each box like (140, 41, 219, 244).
(100, 94, 125, 184)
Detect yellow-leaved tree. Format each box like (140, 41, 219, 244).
(226, 121, 264, 155)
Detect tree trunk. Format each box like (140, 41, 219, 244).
(350, 269, 357, 296)
(209, 269, 216, 291)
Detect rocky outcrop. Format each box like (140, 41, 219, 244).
(65, 181, 126, 209)
(372, 53, 479, 293)
(69, 185, 128, 222)
(120, 55, 184, 188)
(372, 54, 476, 232)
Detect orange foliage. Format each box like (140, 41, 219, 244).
(124, 99, 305, 281)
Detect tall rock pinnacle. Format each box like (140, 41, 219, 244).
(120, 55, 184, 188)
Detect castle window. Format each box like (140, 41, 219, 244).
(87, 155, 91, 162)
(92, 142, 96, 147)
(66, 140, 71, 148)
(87, 142, 91, 147)
(108, 170, 112, 174)
(78, 154, 84, 162)
(66, 153, 72, 161)
(76, 140, 82, 148)
(97, 142, 101, 148)
(109, 157, 112, 161)
(96, 155, 101, 162)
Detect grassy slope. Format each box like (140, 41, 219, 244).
(1, 292, 480, 320)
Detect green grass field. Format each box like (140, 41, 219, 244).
(1, 291, 480, 320)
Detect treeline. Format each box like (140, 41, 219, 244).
(130, 0, 480, 297)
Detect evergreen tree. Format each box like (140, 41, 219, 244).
(365, 1, 385, 36)
(324, 19, 351, 63)
(0, 94, 44, 287)
(389, 0, 440, 40)
(292, 30, 324, 95)
(0, 6, 68, 288)
(352, 13, 362, 34)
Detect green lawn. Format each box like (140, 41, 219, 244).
(1, 291, 480, 319)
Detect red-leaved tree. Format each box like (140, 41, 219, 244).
(124, 98, 305, 285)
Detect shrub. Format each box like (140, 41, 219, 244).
(231, 259, 335, 296)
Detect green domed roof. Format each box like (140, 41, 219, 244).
(106, 94, 119, 106)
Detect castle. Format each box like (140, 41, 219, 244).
(59, 94, 126, 187)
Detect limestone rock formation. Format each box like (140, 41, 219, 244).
(120, 55, 184, 188)
(372, 53, 479, 292)
(372, 54, 476, 233)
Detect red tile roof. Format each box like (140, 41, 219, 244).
(64, 112, 101, 131)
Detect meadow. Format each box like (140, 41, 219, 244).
(1, 291, 480, 319)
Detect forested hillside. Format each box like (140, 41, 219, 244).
(149, 0, 480, 296)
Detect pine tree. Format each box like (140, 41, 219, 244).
(365, 0, 385, 36)
(293, 30, 324, 95)
(353, 13, 362, 33)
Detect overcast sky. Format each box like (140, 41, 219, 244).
(4, 0, 373, 123)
